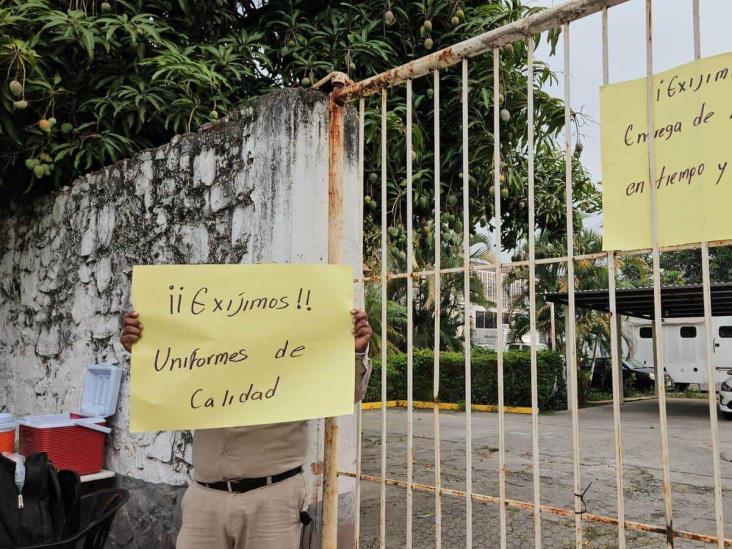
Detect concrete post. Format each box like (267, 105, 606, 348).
(321, 89, 361, 549)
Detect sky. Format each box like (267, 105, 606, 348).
(527, 0, 732, 234)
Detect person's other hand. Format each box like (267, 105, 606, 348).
(352, 309, 372, 353)
(121, 311, 143, 352)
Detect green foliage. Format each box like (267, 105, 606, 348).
(0, 0, 273, 196)
(360, 14, 599, 263)
(656, 246, 732, 286)
(1, 0, 598, 264)
(364, 348, 567, 411)
(0, 1, 604, 379)
(509, 229, 614, 356)
(586, 369, 655, 402)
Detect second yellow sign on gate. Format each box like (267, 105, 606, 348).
(601, 52, 732, 251)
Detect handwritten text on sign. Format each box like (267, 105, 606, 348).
(129, 264, 354, 432)
(601, 52, 732, 251)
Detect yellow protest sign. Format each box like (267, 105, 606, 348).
(601, 52, 732, 251)
(129, 264, 355, 432)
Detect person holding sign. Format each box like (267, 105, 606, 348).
(120, 307, 372, 549)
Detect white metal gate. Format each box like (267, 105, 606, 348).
(322, 0, 728, 547)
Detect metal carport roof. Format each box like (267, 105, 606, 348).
(544, 282, 732, 319)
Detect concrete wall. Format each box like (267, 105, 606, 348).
(0, 88, 361, 547)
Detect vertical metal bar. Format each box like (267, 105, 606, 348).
(692, 0, 701, 60)
(652, 327, 660, 399)
(379, 88, 388, 549)
(526, 36, 543, 549)
(354, 96, 365, 549)
(433, 68, 443, 549)
(550, 302, 556, 351)
(602, 7, 609, 85)
(693, 4, 724, 546)
(603, 8, 627, 548)
(406, 78, 415, 549)
(702, 244, 725, 548)
(616, 313, 625, 404)
(562, 22, 583, 546)
(607, 250, 626, 549)
(563, 306, 570, 384)
(607, 252, 625, 549)
(493, 46, 507, 549)
(322, 94, 347, 549)
(461, 57, 473, 549)
(644, 2, 675, 546)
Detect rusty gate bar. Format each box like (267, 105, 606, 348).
(702, 239, 725, 549)
(354, 97, 365, 549)
(603, 6, 627, 548)
(379, 88, 388, 549)
(526, 35, 543, 549)
(333, 0, 634, 104)
(644, 2, 675, 546)
(322, 94, 346, 549)
(340, 471, 732, 546)
(355, 238, 732, 283)
(562, 22, 584, 547)
(607, 245, 626, 549)
(461, 58, 473, 548)
(693, 0, 725, 544)
(492, 46, 508, 549)
(405, 78, 415, 549)
(432, 67, 443, 549)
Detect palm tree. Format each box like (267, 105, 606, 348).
(506, 228, 656, 393)
(365, 233, 498, 355)
(364, 286, 407, 356)
(507, 229, 615, 358)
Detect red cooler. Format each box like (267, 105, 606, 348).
(0, 413, 15, 453)
(19, 364, 121, 475)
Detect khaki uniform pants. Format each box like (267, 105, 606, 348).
(177, 473, 307, 549)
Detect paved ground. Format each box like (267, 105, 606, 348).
(357, 398, 732, 548)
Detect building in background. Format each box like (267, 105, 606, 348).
(471, 265, 550, 350)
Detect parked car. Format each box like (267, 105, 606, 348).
(582, 357, 671, 392)
(506, 342, 549, 352)
(622, 357, 673, 390)
(717, 372, 732, 418)
(473, 342, 550, 352)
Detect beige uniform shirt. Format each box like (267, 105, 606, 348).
(192, 353, 372, 482)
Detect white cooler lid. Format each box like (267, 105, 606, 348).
(80, 364, 122, 418)
(0, 413, 15, 430)
(19, 413, 106, 429)
(20, 413, 75, 428)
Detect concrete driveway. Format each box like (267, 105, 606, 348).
(357, 398, 732, 548)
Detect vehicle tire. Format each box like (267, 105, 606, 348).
(721, 410, 732, 420)
(674, 383, 689, 392)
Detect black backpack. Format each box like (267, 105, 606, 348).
(0, 453, 80, 548)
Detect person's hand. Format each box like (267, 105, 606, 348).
(121, 311, 143, 352)
(352, 309, 372, 353)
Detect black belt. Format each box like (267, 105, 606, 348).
(198, 466, 302, 493)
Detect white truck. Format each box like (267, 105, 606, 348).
(624, 316, 732, 389)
